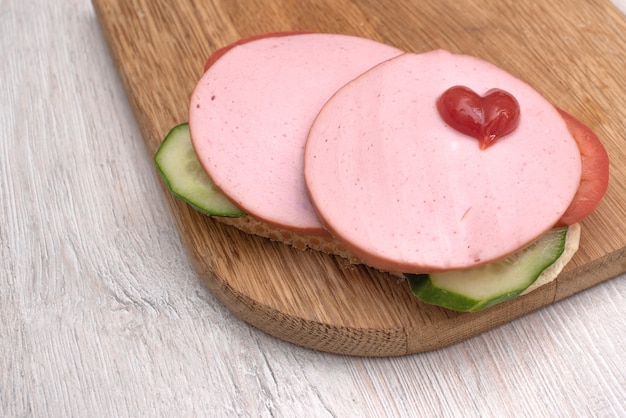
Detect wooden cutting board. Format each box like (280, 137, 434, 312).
(93, 0, 626, 356)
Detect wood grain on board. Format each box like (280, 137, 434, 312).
(92, 0, 626, 356)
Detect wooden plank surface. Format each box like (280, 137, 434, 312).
(92, 0, 626, 355)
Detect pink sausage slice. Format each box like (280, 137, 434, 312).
(189, 33, 403, 234)
(304, 50, 582, 272)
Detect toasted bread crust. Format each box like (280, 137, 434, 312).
(215, 214, 581, 288)
(215, 215, 360, 263)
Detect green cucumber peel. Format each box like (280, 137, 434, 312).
(405, 227, 569, 312)
(154, 123, 246, 218)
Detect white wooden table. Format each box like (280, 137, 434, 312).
(2, 0, 625, 416)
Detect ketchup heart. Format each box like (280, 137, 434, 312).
(436, 86, 521, 150)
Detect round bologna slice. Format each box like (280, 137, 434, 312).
(304, 50, 582, 273)
(189, 33, 403, 235)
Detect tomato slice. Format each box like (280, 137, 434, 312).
(203, 31, 309, 72)
(557, 108, 609, 225)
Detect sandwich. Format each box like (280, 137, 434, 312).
(155, 32, 609, 312)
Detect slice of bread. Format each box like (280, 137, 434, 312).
(215, 215, 359, 263)
(215, 214, 581, 288)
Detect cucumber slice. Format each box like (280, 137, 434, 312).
(406, 227, 568, 312)
(154, 123, 245, 217)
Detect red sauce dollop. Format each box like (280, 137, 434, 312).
(437, 86, 520, 150)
